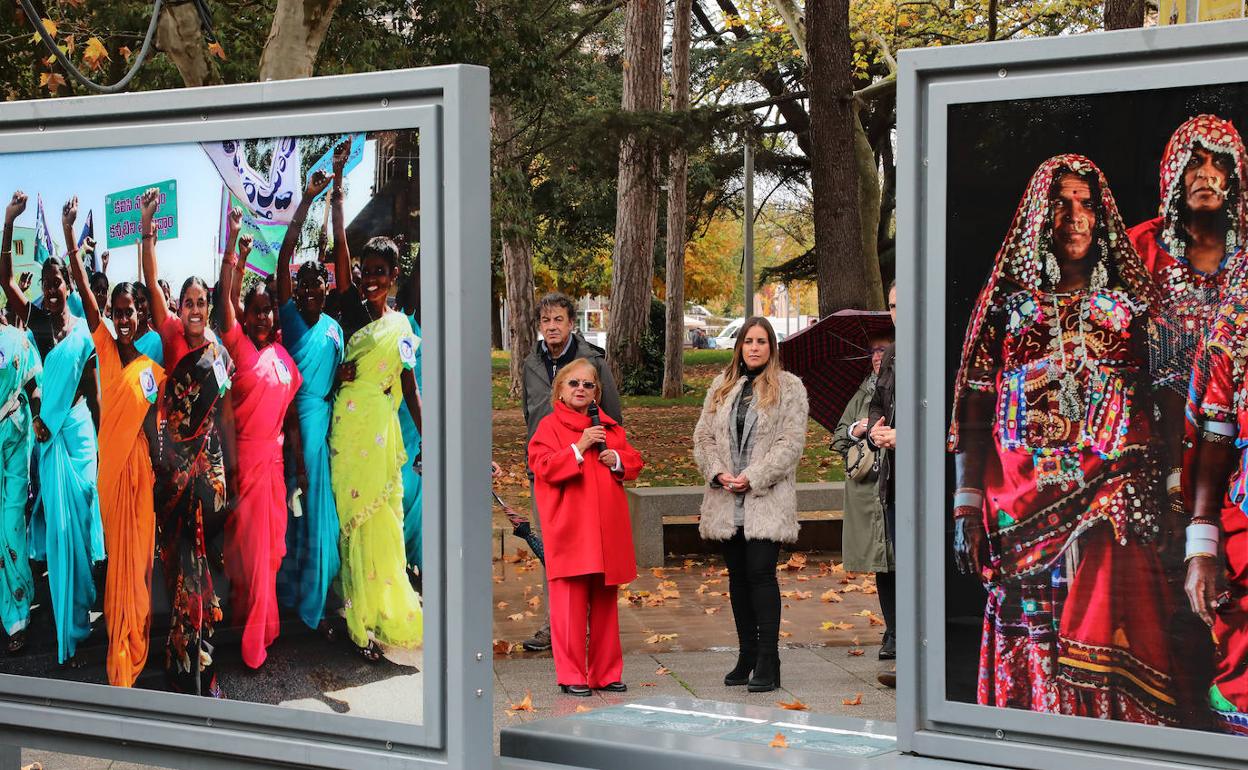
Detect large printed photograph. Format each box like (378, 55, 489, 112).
(944, 84, 1248, 734)
(0, 129, 427, 723)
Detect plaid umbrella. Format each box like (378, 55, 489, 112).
(778, 309, 894, 431)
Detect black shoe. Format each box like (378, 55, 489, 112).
(879, 631, 896, 660)
(724, 651, 755, 686)
(747, 654, 781, 693)
(597, 682, 627, 692)
(560, 684, 592, 697)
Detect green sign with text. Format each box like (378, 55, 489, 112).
(105, 179, 178, 248)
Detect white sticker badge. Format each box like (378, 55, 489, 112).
(398, 336, 417, 370)
(139, 367, 158, 403)
(274, 357, 292, 385)
(212, 355, 230, 391)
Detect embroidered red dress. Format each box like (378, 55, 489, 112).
(951, 155, 1176, 725)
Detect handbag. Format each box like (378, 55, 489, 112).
(845, 436, 878, 482)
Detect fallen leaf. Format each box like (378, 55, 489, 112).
(769, 732, 788, 748)
(658, 580, 678, 589)
(655, 666, 671, 676)
(848, 649, 865, 656)
(645, 633, 678, 644)
(509, 691, 535, 713)
(497, 601, 509, 609)
(640, 682, 656, 687)
(855, 610, 875, 617)
(779, 630, 792, 638)
(822, 621, 853, 631)
(650, 567, 667, 579)
(704, 607, 721, 615)
(843, 693, 864, 706)
(696, 584, 709, 595)
(785, 553, 808, 570)
(508, 613, 525, 622)
(575, 705, 592, 712)
(776, 698, 808, 711)
(493, 639, 511, 655)
(528, 596, 542, 608)
(843, 583, 864, 593)
(820, 589, 844, 603)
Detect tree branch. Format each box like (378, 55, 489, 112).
(556, 0, 629, 60)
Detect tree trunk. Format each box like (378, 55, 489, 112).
(490, 272, 504, 350)
(1104, 0, 1145, 29)
(493, 104, 538, 398)
(854, 110, 885, 310)
(809, 0, 868, 315)
(606, 0, 665, 386)
(768, 0, 808, 60)
(156, 2, 215, 87)
(662, 0, 693, 399)
(258, 0, 343, 81)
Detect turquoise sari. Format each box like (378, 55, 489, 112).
(0, 326, 40, 636)
(29, 319, 103, 663)
(276, 301, 343, 629)
(399, 316, 423, 571)
(135, 329, 164, 367)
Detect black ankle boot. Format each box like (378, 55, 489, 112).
(747, 653, 780, 692)
(724, 650, 755, 686)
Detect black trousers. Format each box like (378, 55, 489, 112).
(721, 527, 781, 656)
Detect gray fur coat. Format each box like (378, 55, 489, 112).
(693, 370, 809, 543)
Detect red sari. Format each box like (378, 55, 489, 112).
(951, 155, 1176, 725)
(221, 324, 301, 669)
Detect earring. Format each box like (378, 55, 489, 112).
(1045, 250, 1061, 288)
(1091, 260, 1108, 290)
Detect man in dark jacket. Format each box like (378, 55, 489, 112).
(866, 281, 897, 686)
(517, 292, 623, 651)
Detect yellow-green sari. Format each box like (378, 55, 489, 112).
(330, 311, 422, 649)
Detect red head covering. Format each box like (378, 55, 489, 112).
(947, 154, 1155, 451)
(1157, 114, 1248, 264)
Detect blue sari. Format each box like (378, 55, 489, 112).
(29, 319, 103, 663)
(0, 326, 40, 636)
(399, 316, 423, 571)
(276, 301, 343, 629)
(135, 329, 164, 367)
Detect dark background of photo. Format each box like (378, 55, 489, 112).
(942, 82, 1248, 704)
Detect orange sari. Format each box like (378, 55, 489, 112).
(93, 325, 165, 687)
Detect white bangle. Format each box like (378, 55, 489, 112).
(953, 489, 984, 509)
(1166, 471, 1182, 495)
(1186, 522, 1220, 562)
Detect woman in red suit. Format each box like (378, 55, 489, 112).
(528, 358, 643, 696)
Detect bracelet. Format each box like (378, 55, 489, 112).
(953, 506, 983, 521)
(1186, 522, 1220, 562)
(953, 488, 984, 510)
(1166, 469, 1182, 496)
(1191, 516, 1219, 526)
(1185, 551, 1217, 564)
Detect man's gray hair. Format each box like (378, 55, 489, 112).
(537, 292, 576, 320)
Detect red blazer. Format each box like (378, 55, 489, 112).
(528, 400, 642, 585)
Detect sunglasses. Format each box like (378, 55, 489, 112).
(566, 379, 597, 390)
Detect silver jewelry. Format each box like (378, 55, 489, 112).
(1045, 250, 1061, 288)
(1091, 259, 1108, 290)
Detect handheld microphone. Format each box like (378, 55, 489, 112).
(587, 401, 607, 452)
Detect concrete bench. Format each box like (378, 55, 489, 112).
(626, 482, 846, 567)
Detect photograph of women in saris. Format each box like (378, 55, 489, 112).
(0, 129, 428, 722)
(943, 85, 1248, 736)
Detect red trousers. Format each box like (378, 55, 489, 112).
(549, 573, 623, 688)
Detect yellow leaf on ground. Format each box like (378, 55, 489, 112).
(822, 621, 853, 631)
(655, 666, 671, 676)
(704, 607, 721, 615)
(843, 693, 864, 706)
(497, 601, 509, 609)
(843, 583, 863, 593)
(776, 698, 808, 710)
(855, 610, 875, 617)
(644, 633, 678, 644)
(509, 691, 535, 712)
(696, 584, 709, 595)
(785, 553, 807, 570)
(575, 705, 592, 712)
(820, 589, 844, 603)
(528, 595, 541, 607)
(650, 567, 667, 579)
(769, 732, 788, 748)
(779, 630, 792, 638)
(507, 613, 525, 622)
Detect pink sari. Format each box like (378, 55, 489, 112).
(222, 324, 302, 668)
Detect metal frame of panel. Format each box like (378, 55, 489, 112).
(0, 64, 491, 769)
(896, 18, 1248, 770)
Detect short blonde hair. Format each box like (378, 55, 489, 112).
(550, 358, 599, 409)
